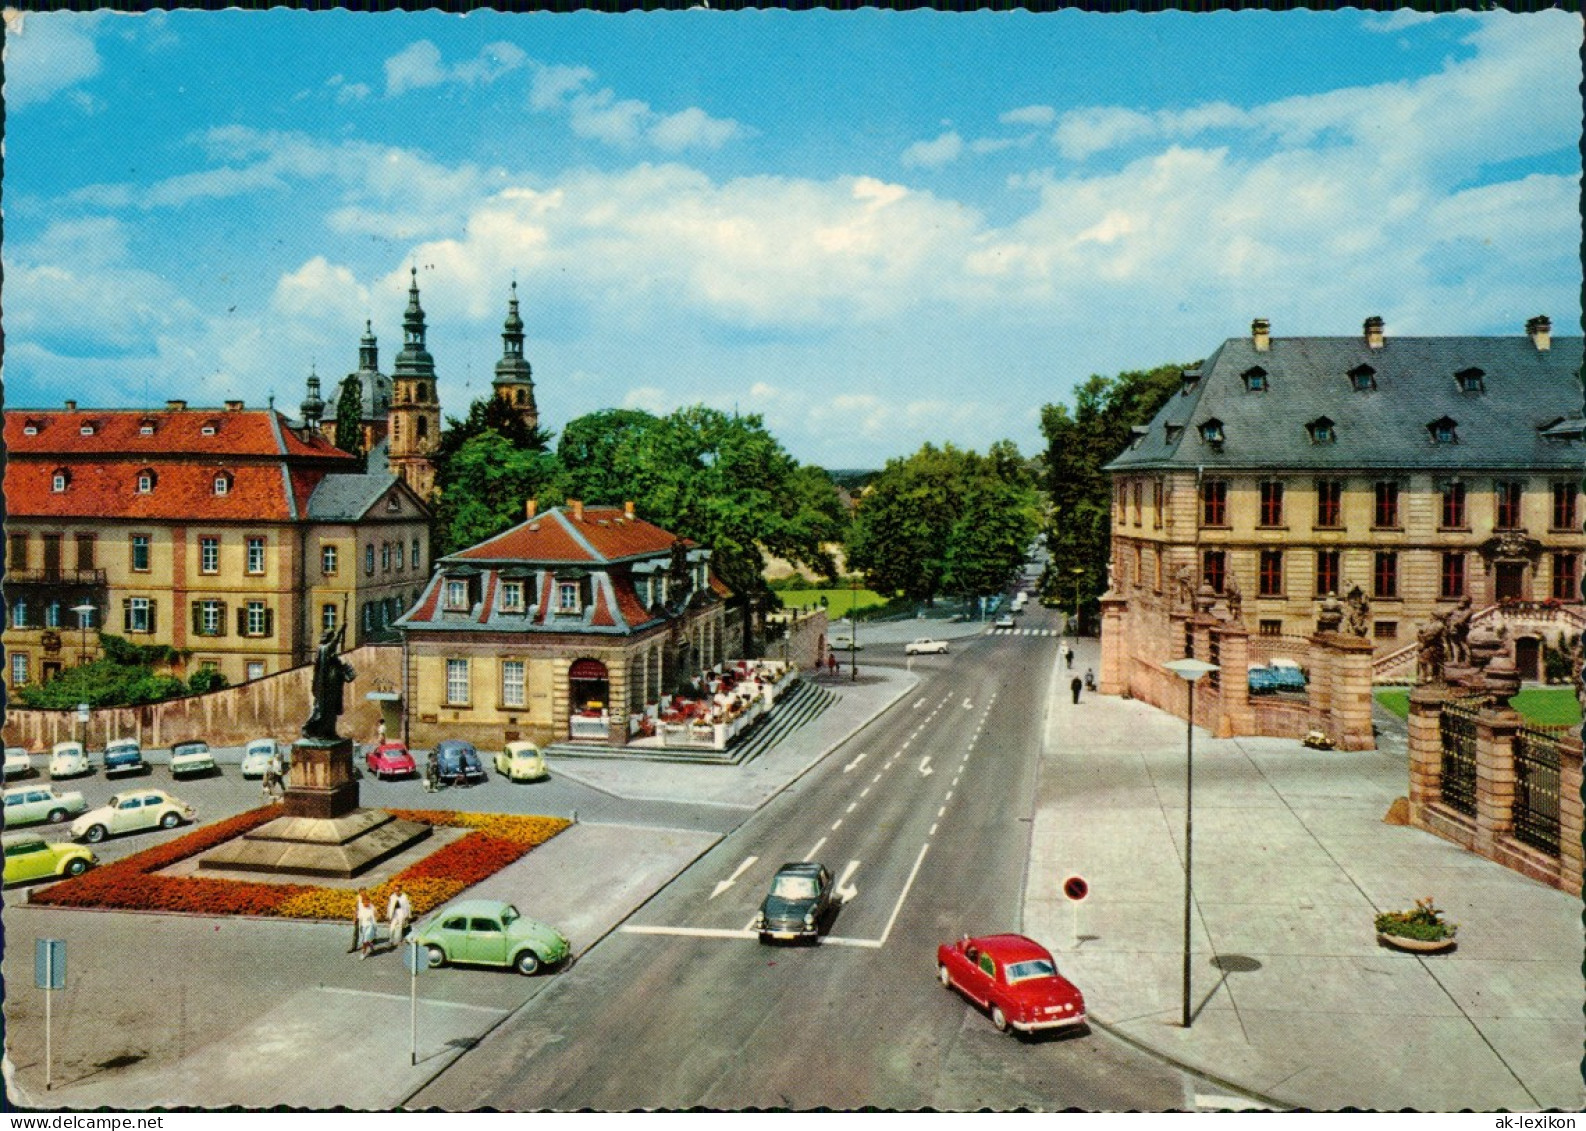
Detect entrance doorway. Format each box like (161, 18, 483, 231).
(1514, 637, 1540, 682)
(1495, 562, 1526, 602)
(568, 658, 610, 713)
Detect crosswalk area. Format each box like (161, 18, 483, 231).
(986, 627, 1060, 636)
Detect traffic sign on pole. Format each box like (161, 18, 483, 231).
(36, 939, 65, 1091)
(1062, 875, 1089, 903)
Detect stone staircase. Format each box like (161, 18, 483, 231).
(1371, 601, 1586, 683)
(545, 679, 840, 766)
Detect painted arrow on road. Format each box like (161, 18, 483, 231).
(918, 757, 934, 777)
(710, 856, 758, 900)
(835, 860, 861, 904)
(963, 698, 974, 709)
(844, 752, 867, 773)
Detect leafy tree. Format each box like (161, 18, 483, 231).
(847, 442, 1038, 605)
(435, 394, 553, 464)
(187, 668, 229, 695)
(15, 634, 192, 708)
(1038, 362, 1191, 621)
(432, 429, 567, 554)
(333, 375, 366, 470)
(557, 408, 661, 506)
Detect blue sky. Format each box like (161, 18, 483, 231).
(5, 8, 1580, 468)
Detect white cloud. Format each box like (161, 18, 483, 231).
(384, 39, 526, 98)
(531, 60, 747, 152)
(651, 107, 743, 152)
(1052, 107, 1157, 161)
(4, 10, 103, 108)
(1362, 10, 1447, 33)
(901, 131, 964, 169)
(623, 386, 670, 414)
(1001, 104, 1056, 127)
(529, 62, 595, 110)
(568, 90, 652, 147)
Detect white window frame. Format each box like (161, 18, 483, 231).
(322, 544, 338, 575)
(52, 472, 67, 493)
(200, 537, 220, 574)
(46, 601, 61, 629)
(246, 600, 267, 636)
(501, 660, 526, 708)
(558, 582, 580, 612)
(130, 597, 152, 633)
(322, 603, 338, 631)
(381, 543, 391, 572)
(132, 534, 151, 572)
(247, 536, 266, 575)
(365, 545, 375, 574)
(136, 472, 154, 494)
(411, 539, 420, 570)
(11, 653, 29, 686)
(200, 600, 222, 636)
(246, 661, 265, 682)
(214, 474, 230, 496)
(501, 581, 525, 612)
(445, 579, 469, 610)
(445, 658, 471, 706)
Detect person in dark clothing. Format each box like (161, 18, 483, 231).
(1070, 675, 1083, 704)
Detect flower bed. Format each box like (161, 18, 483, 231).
(29, 807, 570, 921)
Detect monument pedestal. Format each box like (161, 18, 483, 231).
(198, 736, 430, 879)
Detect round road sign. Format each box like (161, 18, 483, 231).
(1062, 875, 1089, 903)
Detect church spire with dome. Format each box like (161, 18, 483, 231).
(492, 281, 539, 432)
(387, 267, 440, 499)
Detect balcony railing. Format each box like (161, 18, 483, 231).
(5, 568, 108, 586)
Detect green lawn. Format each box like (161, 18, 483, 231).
(1375, 687, 1581, 727)
(776, 588, 891, 618)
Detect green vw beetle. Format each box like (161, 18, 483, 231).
(411, 899, 571, 976)
(4, 835, 97, 885)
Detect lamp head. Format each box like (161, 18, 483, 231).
(1165, 658, 1219, 684)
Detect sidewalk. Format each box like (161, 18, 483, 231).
(1025, 636, 1585, 1112)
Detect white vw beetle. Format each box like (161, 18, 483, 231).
(49, 741, 92, 779)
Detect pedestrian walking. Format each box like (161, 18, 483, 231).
(424, 750, 440, 792)
(1064, 644, 1074, 670)
(355, 890, 380, 959)
(386, 886, 412, 950)
(1084, 667, 1096, 692)
(376, 717, 387, 746)
(1070, 675, 1083, 704)
(261, 764, 279, 802)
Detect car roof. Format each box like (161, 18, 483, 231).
(431, 898, 509, 916)
(505, 741, 541, 753)
(245, 738, 277, 749)
(435, 739, 477, 753)
(3, 833, 48, 847)
(969, 934, 1054, 963)
(775, 861, 825, 877)
(106, 738, 140, 747)
(52, 741, 83, 751)
(172, 740, 208, 750)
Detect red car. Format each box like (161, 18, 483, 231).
(365, 741, 418, 780)
(936, 933, 1087, 1035)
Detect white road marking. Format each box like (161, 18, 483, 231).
(844, 752, 867, 773)
(872, 773, 882, 783)
(944, 790, 954, 801)
(962, 698, 974, 709)
(806, 836, 827, 858)
(919, 757, 934, 777)
(832, 819, 843, 831)
(710, 855, 759, 900)
(879, 842, 931, 946)
(835, 860, 861, 903)
(938, 806, 946, 818)
(860, 787, 870, 798)
(846, 801, 858, 813)
(914, 697, 926, 709)
(621, 925, 757, 940)
(930, 823, 938, 836)
(319, 987, 507, 1014)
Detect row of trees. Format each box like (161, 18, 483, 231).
(13, 635, 226, 709)
(1037, 362, 1192, 622)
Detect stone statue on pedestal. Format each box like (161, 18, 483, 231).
(1223, 574, 1243, 623)
(1444, 595, 1474, 666)
(1317, 591, 1344, 634)
(1415, 618, 1446, 684)
(303, 622, 356, 742)
(1344, 584, 1371, 638)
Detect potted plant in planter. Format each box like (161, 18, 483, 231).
(1375, 897, 1458, 953)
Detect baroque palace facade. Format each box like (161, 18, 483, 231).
(1101, 315, 1584, 700)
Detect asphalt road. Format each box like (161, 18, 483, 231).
(409, 608, 1195, 1111)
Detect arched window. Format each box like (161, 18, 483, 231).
(516, 388, 527, 406)
(417, 415, 429, 440)
(416, 383, 428, 402)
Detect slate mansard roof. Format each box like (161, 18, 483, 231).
(397, 504, 730, 638)
(1105, 329, 1584, 474)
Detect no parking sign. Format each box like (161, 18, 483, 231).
(1063, 875, 1089, 903)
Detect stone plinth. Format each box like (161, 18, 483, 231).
(284, 737, 359, 819)
(199, 809, 430, 878)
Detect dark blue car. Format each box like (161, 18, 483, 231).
(431, 740, 487, 785)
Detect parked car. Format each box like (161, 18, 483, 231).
(830, 635, 863, 651)
(1247, 666, 1280, 695)
(905, 638, 950, 656)
(494, 741, 548, 783)
(1270, 658, 1308, 692)
(366, 741, 418, 780)
(49, 741, 92, 779)
(412, 899, 571, 975)
(103, 738, 147, 777)
(4, 835, 96, 885)
(936, 933, 1087, 1035)
(3, 784, 88, 827)
(4, 747, 34, 780)
(753, 861, 835, 944)
(993, 614, 1016, 629)
(71, 789, 195, 844)
(168, 741, 217, 778)
(431, 740, 487, 785)
(239, 738, 287, 779)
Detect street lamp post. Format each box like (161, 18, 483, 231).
(71, 603, 96, 666)
(1070, 567, 1084, 636)
(1164, 656, 1218, 1029)
(849, 575, 858, 682)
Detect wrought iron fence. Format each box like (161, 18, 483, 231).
(1512, 724, 1563, 856)
(1437, 698, 1480, 816)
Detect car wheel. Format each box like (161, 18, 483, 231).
(991, 1005, 1009, 1033)
(83, 824, 107, 844)
(159, 811, 182, 829)
(64, 858, 89, 876)
(514, 950, 541, 976)
(425, 945, 446, 969)
(938, 963, 952, 989)
(47, 808, 68, 824)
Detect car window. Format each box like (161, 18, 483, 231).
(4, 796, 18, 809)
(469, 918, 502, 934)
(771, 874, 819, 900)
(8, 842, 42, 856)
(118, 798, 139, 810)
(501, 906, 520, 925)
(978, 954, 996, 978)
(1006, 958, 1058, 983)
(441, 916, 467, 931)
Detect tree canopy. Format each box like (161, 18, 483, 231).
(14, 634, 219, 709)
(430, 396, 558, 555)
(846, 441, 1040, 605)
(333, 375, 365, 470)
(1037, 361, 1191, 620)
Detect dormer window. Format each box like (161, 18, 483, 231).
(135, 469, 157, 494)
(139, 419, 157, 435)
(1349, 364, 1377, 391)
(201, 420, 220, 436)
(51, 468, 70, 493)
(1164, 423, 1184, 443)
(1199, 418, 1225, 446)
(1306, 417, 1336, 444)
(1179, 368, 1201, 395)
(444, 578, 469, 611)
(1455, 367, 1485, 393)
(1129, 425, 1149, 450)
(213, 472, 233, 496)
(79, 423, 96, 436)
(1428, 416, 1459, 444)
(1242, 366, 1268, 391)
(501, 581, 526, 613)
(22, 420, 41, 436)
(558, 581, 581, 613)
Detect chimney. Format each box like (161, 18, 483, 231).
(167, 399, 187, 411)
(525, 498, 538, 519)
(1251, 318, 1270, 352)
(225, 399, 244, 412)
(570, 498, 584, 522)
(63, 399, 77, 411)
(1364, 316, 1385, 350)
(624, 500, 636, 520)
(1527, 315, 1552, 352)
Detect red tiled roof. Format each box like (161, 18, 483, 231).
(535, 572, 556, 625)
(5, 460, 320, 522)
(452, 505, 682, 564)
(409, 578, 443, 624)
(709, 571, 733, 598)
(478, 572, 499, 624)
(590, 581, 618, 628)
(611, 576, 653, 627)
(5, 408, 352, 463)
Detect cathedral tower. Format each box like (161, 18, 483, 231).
(387, 268, 441, 498)
(491, 281, 539, 433)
